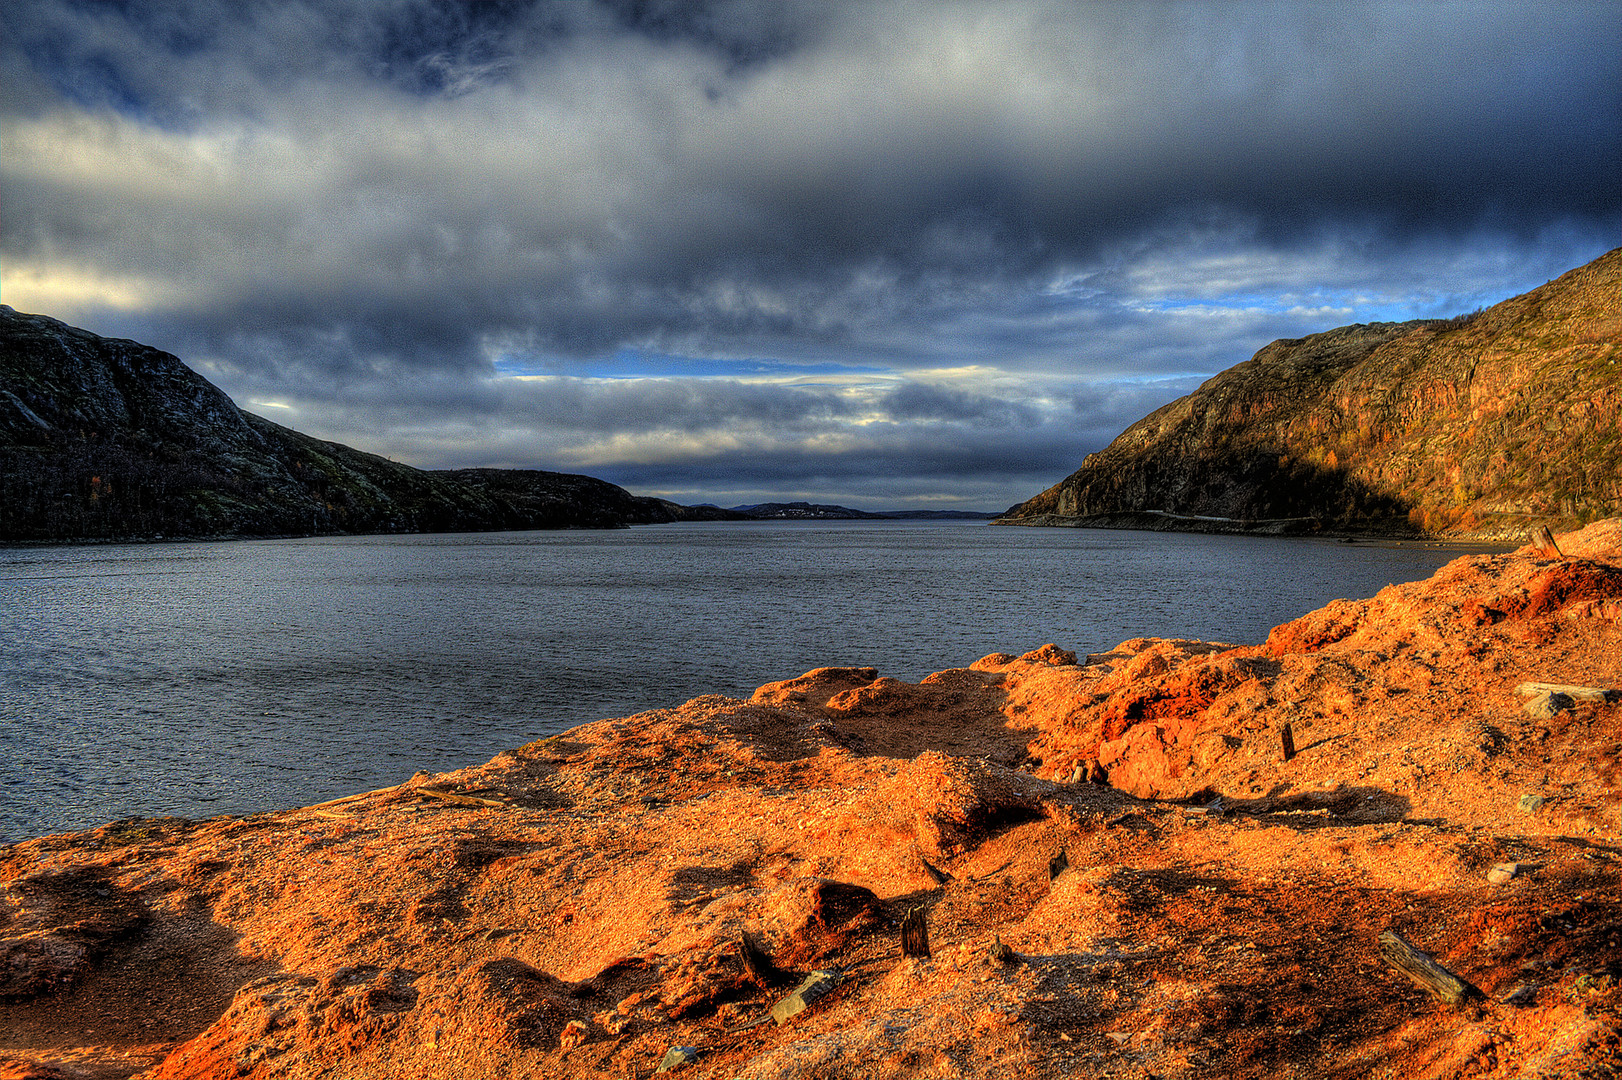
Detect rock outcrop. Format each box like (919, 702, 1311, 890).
(998, 247, 1622, 539)
(4, 520, 1621, 1078)
(0, 307, 694, 542)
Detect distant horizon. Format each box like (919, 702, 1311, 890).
(3, 2, 1616, 510)
(3, 248, 1607, 518)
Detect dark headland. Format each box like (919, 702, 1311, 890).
(0, 305, 709, 542)
(0, 306, 1001, 543)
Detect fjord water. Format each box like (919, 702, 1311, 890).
(0, 521, 1492, 842)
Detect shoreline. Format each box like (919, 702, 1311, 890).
(991, 509, 1567, 545)
(0, 527, 1506, 846)
(3, 521, 1620, 1078)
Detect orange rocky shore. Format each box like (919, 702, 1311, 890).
(5, 523, 1622, 1079)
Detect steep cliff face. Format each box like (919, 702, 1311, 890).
(1000, 247, 1622, 538)
(0, 307, 677, 541)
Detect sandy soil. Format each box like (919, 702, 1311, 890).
(4, 522, 1621, 1079)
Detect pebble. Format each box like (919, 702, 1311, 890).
(1517, 794, 1546, 814)
(771, 969, 845, 1025)
(1487, 862, 1520, 884)
(657, 1046, 700, 1073)
(1503, 984, 1538, 1006)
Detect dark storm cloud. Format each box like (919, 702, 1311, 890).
(2, 1, 1617, 507)
(882, 382, 1041, 429)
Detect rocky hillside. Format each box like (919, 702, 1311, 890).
(998, 247, 1622, 539)
(3, 521, 1621, 1078)
(0, 307, 687, 542)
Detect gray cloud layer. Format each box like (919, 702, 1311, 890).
(2, 1, 1617, 508)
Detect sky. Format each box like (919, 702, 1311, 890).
(2, 2, 1618, 511)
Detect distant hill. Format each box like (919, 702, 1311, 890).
(0, 307, 697, 542)
(997, 247, 1622, 539)
(728, 501, 882, 519)
(726, 502, 997, 520)
(871, 509, 998, 520)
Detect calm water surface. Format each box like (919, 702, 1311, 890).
(0, 522, 1496, 841)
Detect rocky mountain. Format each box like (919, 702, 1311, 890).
(998, 247, 1622, 539)
(0, 306, 696, 542)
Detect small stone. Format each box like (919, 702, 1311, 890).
(771, 970, 845, 1026)
(559, 1020, 590, 1051)
(1486, 862, 1520, 884)
(1503, 984, 1538, 1006)
(1525, 691, 1575, 719)
(656, 1046, 700, 1073)
(1517, 794, 1546, 814)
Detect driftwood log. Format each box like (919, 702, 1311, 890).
(1378, 930, 1480, 1005)
(414, 787, 508, 808)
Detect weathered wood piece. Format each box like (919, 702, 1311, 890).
(1515, 682, 1618, 702)
(1378, 930, 1480, 1005)
(770, 969, 845, 1025)
(301, 784, 403, 811)
(1281, 722, 1297, 762)
(1532, 526, 1564, 559)
(900, 906, 931, 958)
(414, 787, 507, 808)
